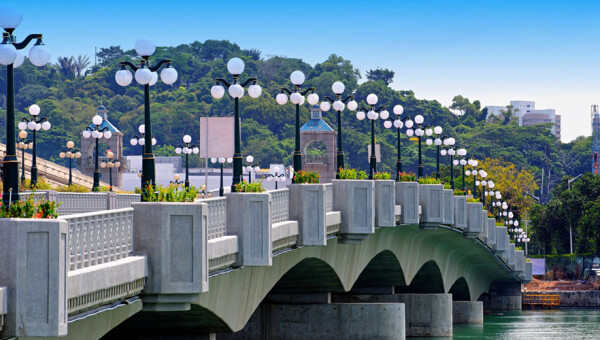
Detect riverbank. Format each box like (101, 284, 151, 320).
(524, 291, 600, 307)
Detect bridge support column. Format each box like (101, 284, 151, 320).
(480, 281, 522, 311)
(331, 293, 452, 337)
(453, 301, 483, 324)
(219, 303, 405, 340)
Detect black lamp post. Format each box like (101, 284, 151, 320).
(383, 105, 413, 181)
(211, 58, 262, 192)
(276, 71, 319, 181)
(357, 93, 387, 179)
(424, 127, 444, 179)
(83, 114, 110, 191)
(0, 8, 50, 205)
(403, 114, 427, 179)
(59, 141, 81, 186)
(18, 104, 51, 187)
(170, 174, 183, 186)
(175, 135, 199, 189)
(244, 155, 260, 184)
(267, 166, 286, 190)
(16, 130, 31, 184)
(211, 157, 232, 196)
(320, 81, 358, 178)
(116, 39, 178, 194)
(100, 150, 121, 191)
(130, 124, 156, 153)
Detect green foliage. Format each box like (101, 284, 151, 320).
(141, 184, 201, 202)
(20, 177, 52, 191)
(0, 193, 59, 218)
(366, 68, 395, 85)
(337, 168, 368, 180)
(443, 183, 451, 189)
(373, 172, 392, 180)
(398, 172, 417, 182)
(55, 184, 90, 192)
(234, 180, 265, 193)
(466, 197, 481, 203)
(454, 189, 466, 196)
(293, 170, 320, 184)
(418, 176, 441, 185)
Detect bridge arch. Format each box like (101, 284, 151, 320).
(351, 250, 406, 289)
(448, 277, 471, 301)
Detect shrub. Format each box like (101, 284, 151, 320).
(373, 172, 392, 180)
(466, 197, 481, 203)
(0, 192, 60, 218)
(454, 189, 466, 196)
(20, 177, 52, 191)
(55, 184, 90, 192)
(418, 176, 441, 185)
(397, 172, 416, 182)
(338, 168, 369, 180)
(443, 183, 451, 189)
(293, 170, 320, 184)
(234, 180, 265, 192)
(141, 184, 201, 202)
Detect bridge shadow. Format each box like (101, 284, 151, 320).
(351, 250, 406, 290)
(269, 257, 345, 294)
(395, 260, 445, 294)
(449, 277, 472, 301)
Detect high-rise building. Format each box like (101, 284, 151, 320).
(485, 100, 561, 140)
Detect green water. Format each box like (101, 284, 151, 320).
(423, 309, 600, 340)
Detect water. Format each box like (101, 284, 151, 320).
(423, 309, 600, 340)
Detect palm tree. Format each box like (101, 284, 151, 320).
(74, 55, 91, 77)
(57, 56, 75, 78)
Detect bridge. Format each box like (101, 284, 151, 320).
(0, 180, 532, 339)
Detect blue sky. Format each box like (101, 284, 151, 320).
(4, 0, 600, 142)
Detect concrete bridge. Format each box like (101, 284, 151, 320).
(0, 180, 531, 339)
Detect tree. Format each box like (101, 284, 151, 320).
(74, 55, 91, 77)
(366, 68, 395, 85)
(57, 56, 75, 78)
(96, 46, 125, 67)
(450, 95, 483, 120)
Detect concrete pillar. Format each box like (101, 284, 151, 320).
(480, 281, 522, 311)
(219, 303, 405, 340)
(452, 301, 483, 324)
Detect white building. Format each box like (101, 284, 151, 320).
(485, 100, 561, 139)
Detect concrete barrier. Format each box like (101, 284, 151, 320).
(442, 189, 454, 225)
(333, 180, 375, 243)
(374, 180, 396, 227)
(465, 202, 483, 238)
(419, 184, 444, 229)
(486, 218, 497, 248)
(289, 184, 326, 246)
(396, 182, 419, 224)
(453, 196, 467, 230)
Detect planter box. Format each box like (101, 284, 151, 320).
(508, 243, 516, 268)
(396, 182, 419, 225)
(514, 250, 525, 277)
(289, 184, 326, 246)
(0, 219, 68, 337)
(442, 189, 454, 225)
(375, 180, 396, 227)
(453, 196, 467, 230)
(477, 210, 489, 243)
(524, 262, 533, 282)
(419, 184, 444, 229)
(464, 202, 484, 238)
(333, 180, 375, 243)
(486, 219, 497, 248)
(225, 192, 272, 266)
(132, 202, 208, 311)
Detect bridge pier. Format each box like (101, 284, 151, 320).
(480, 281, 522, 311)
(452, 301, 483, 324)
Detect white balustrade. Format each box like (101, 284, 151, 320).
(270, 188, 289, 224)
(324, 183, 333, 213)
(57, 192, 109, 215)
(115, 194, 142, 209)
(202, 197, 228, 240)
(62, 208, 134, 271)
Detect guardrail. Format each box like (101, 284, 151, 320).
(62, 208, 134, 271)
(325, 183, 333, 213)
(270, 188, 289, 224)
(115, 194, 141, 209)
(203, 197, 228, 240)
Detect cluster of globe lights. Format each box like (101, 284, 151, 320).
(114, 39, 178, 87)
(0, 9, 51, 68)
(275, 71, 321, 106)
(175, 135, 199, 155)
(18, 105, 51, 132)
(59, 141, 81, 160)
(17, 130, 32, 150)
(211, 157, 233, 164)
(245, 155, 260, 174)
(315, 81, 358, 112)
(130, 124, 157, 146)
(210, 58, 262, 99)
(513, 229, 530, 243)
(100, 150, 121, 169)
(82, 115, 112, 139)
(267, 166, 286, 182)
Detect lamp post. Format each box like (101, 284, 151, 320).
(130, 124, 157, 151)
(211, 157, 232, 196)
(267, 166, 286, 190)
(211, 58, 262, 191)
(59, 141, 81, 186)
(17, 130, 32, 184)
(276, 71, 319, 180)
(319, 81, 358, 178)
(481, 180, 494, 208)
(83, 114, 111, 191)
(170, 174, 183, 186)
(383, 105, 412, 180)
(403, 114, 427, 179)
(0, 8, 51, 205)
(100, 150, 120, 191)
(450, 148, 467, 190)
(244, 155, 260, 183)
(424, 126, 444, 179)
(175, 135, 199, 189)
(17, 104, 51, 187)
(115, 39, 178, 192)
(439, 138, 457, 188)
(357, 94, 387, 179)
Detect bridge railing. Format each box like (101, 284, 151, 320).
(62, 208, 134, 271)
(324, 183, 333, 213)
(21, 191, 142, 215)
(270, 188, 289, 224)
(115, 194, 142, 209)
(203, 197, 228, 240)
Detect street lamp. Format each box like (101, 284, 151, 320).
(130, 124, 157, 150)
(276, 70, 318, 180)
(175, 135, 199, 189)
(100, 150, 121, 191)
(449, 147, 467, 190)
(481, 179, 494, 207)
(319, 81, 358, 178)
(439, 138, 458, 188)
(403, 114, 427, 178)
(59, 141, 81, 186)
(267, 166, 286, 190)
(211, 157, 232, 197)
(211, 57, 262, 191)
(383, 105, 413, 180)
(83, 114, 111, 191)
(18, 104, 50, 187)
(0, 7, 51, 205)
(424, 126, 444, 179)
(170, 174, 183, 186)
(115, 39, 178, 192)
(17, 130, 32, 184)
(244, 155, 260, 183)
(357, 93, 387, 179)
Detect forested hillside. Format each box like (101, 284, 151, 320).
(0, 39, 590, 198)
